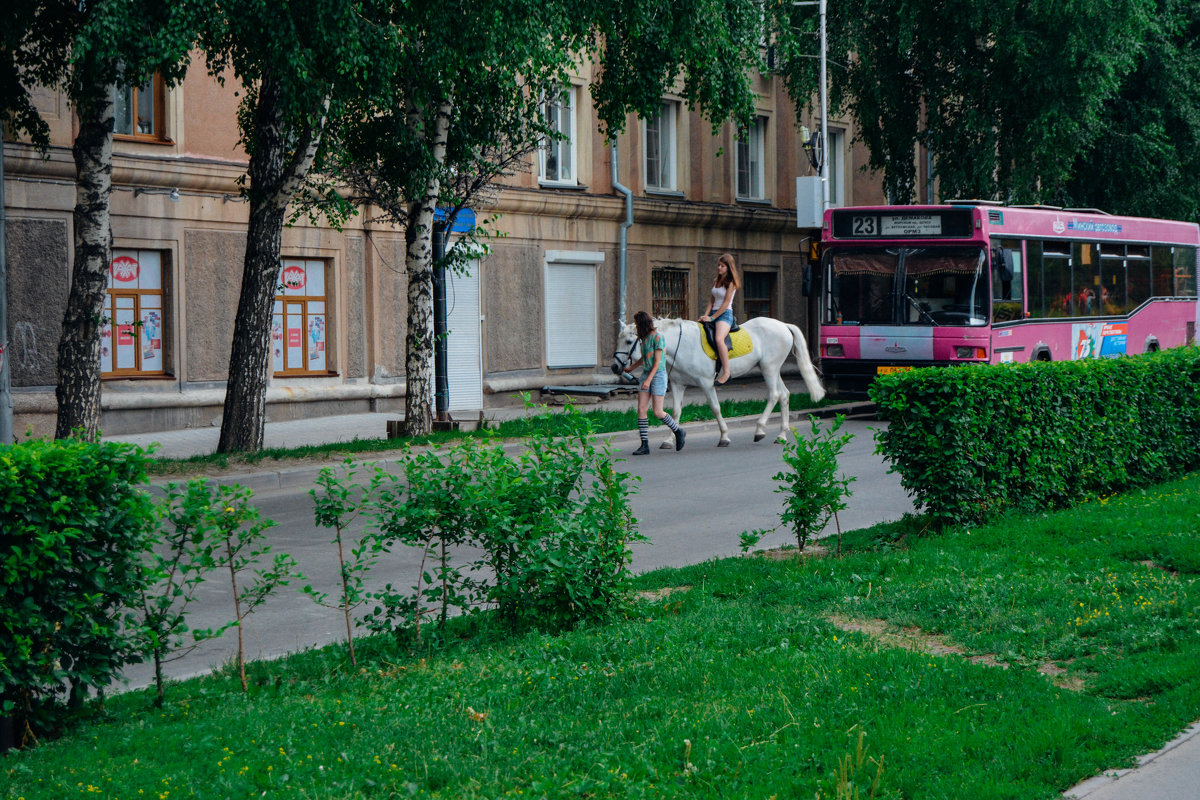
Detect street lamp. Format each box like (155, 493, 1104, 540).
(793, 0, 828, 212)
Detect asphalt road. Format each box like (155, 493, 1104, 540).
(120, 415, 912, 689)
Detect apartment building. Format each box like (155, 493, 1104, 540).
(3, 63, 885, 437)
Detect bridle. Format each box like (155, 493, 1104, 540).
(612, 320, 686, 382)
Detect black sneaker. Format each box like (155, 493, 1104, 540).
(674, 427, 687, 451)
(632, 442, 650, 456)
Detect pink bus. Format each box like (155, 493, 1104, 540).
(817, 202, 1200, 397)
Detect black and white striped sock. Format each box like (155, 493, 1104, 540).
(661, 413, 680, 433)
(638, 418, 650, 443)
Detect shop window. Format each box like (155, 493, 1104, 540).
(114, 73, 167, 141)
(273, 259, 330, 375)
(101, 249, 167, 376)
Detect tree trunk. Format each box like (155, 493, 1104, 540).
(402, 97, 453, 437)
(217, 74, 327, 453)
(55, 86, 115, 441)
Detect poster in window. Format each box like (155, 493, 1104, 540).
(308, 315, 326, 371)
(115, 304, 137, 369)
(271, 314, 284, 372)
(100, 297, 113, 373)
(287, 306, 303, 369)
(141, 308, 163, 371)
(110, 254, 139, 285)
(281, 261, 307, 294)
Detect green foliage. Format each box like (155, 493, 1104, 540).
(368, 406, 642, 639)
(137, 480, 228, 706)
(4, 473, 1200, 797)
(0, 439, 156, 744)
(305, 462, 389, 666)
(202, 485, 298, 692)
(870, 348, 1200, 526)
(775, 415, 855, 551)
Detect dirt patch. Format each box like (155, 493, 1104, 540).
(637, 586, 693, 602)
(826, 614, 1085, 691)
(754, 544, 830, 561)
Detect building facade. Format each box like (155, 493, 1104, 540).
(3, 63, 887, 437)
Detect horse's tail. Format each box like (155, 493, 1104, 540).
(785, 323, 826, 403)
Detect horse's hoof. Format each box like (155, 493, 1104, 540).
(753, 432, 765, 442)
(717, 439, 731, 448)
(659, 441, 673, 449)
(775, 436, 788, 445)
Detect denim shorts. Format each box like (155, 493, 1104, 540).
(641, 369, 667, 396)
(710, 308, 734, 326)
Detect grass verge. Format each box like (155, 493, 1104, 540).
(4, 473, 1198, 799)
(145, 391, 833, 476)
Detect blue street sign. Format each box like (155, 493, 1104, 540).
(434, 207, 476, 234)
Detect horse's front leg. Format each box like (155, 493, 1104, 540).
(660, 380, 685, 449)
(701, 382, 731, 447)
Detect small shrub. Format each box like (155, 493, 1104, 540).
(775, 415, 855, 552)
(0, 439, 156, 746)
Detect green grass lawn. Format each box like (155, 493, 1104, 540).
(4, 473, 1198, 799)
(145, 391, 834, 476)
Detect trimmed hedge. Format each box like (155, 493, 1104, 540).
(0, 439, 156, 745)
(869, 347, 1200, 526)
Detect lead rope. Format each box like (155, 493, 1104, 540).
(665, 319, 684, 384)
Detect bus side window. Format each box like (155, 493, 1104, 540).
(991, 240, 1023, 322)
(1174, 246, 1197, 298)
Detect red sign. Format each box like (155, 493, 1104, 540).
(281, 265, 306, 291)
(288, 329, 302, 347)
(111, 256, 139, 283)
(117, 325, 135, 345)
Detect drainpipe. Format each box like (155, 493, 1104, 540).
(0, 141, 11, 445)
(611, 143, 633, 326)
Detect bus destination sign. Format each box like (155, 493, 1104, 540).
(831, 208, 974, 239)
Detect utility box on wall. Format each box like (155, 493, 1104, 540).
(796, 176, 823, 229)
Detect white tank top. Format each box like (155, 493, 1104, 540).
(710, 284, 734, 312)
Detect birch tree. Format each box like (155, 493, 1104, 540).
(2, 1, 197, 440)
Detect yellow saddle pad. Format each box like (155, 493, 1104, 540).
(699, 325, 753, 360)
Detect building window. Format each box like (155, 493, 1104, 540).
(539, 86, 577, 185)
(544, 250, 601, 368)
(742, 271, 775, 320)
(736, 116, 767, 200)
(273, 259, 329, 375)
(644, 102, 677, 192)
(101, 249, 166, 376)
(652, 267, 689, 318)
(827, 128, 845, 207)
(113, 74, 166, 140)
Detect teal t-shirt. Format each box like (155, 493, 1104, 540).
(640, 331, 666, 377)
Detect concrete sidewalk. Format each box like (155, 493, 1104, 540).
(99, 381, 1200, 800)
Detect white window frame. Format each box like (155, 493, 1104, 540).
(544, 250, 602, 368)
(827, 127, 846, 208)
(539, 86, 578, 186)
(736, 115, 767, 200)
(643, 101, 677, 192)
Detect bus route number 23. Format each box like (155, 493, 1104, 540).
(851, 215, 879, 236)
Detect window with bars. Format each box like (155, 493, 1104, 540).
(742, 271, 775, 320)
(652, 268, 689, 319)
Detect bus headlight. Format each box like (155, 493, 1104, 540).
(956, 346, 986, 359)
(825, 343, 845, 358)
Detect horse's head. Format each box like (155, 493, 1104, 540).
(610, 322, 640, 375)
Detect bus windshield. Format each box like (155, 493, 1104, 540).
(826, 246, 988, 326)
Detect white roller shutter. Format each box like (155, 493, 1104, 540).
(446, 262, 483, 411)
(545, 251, 602, 368)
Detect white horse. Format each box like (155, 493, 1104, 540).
(612, 317, 825, 447)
